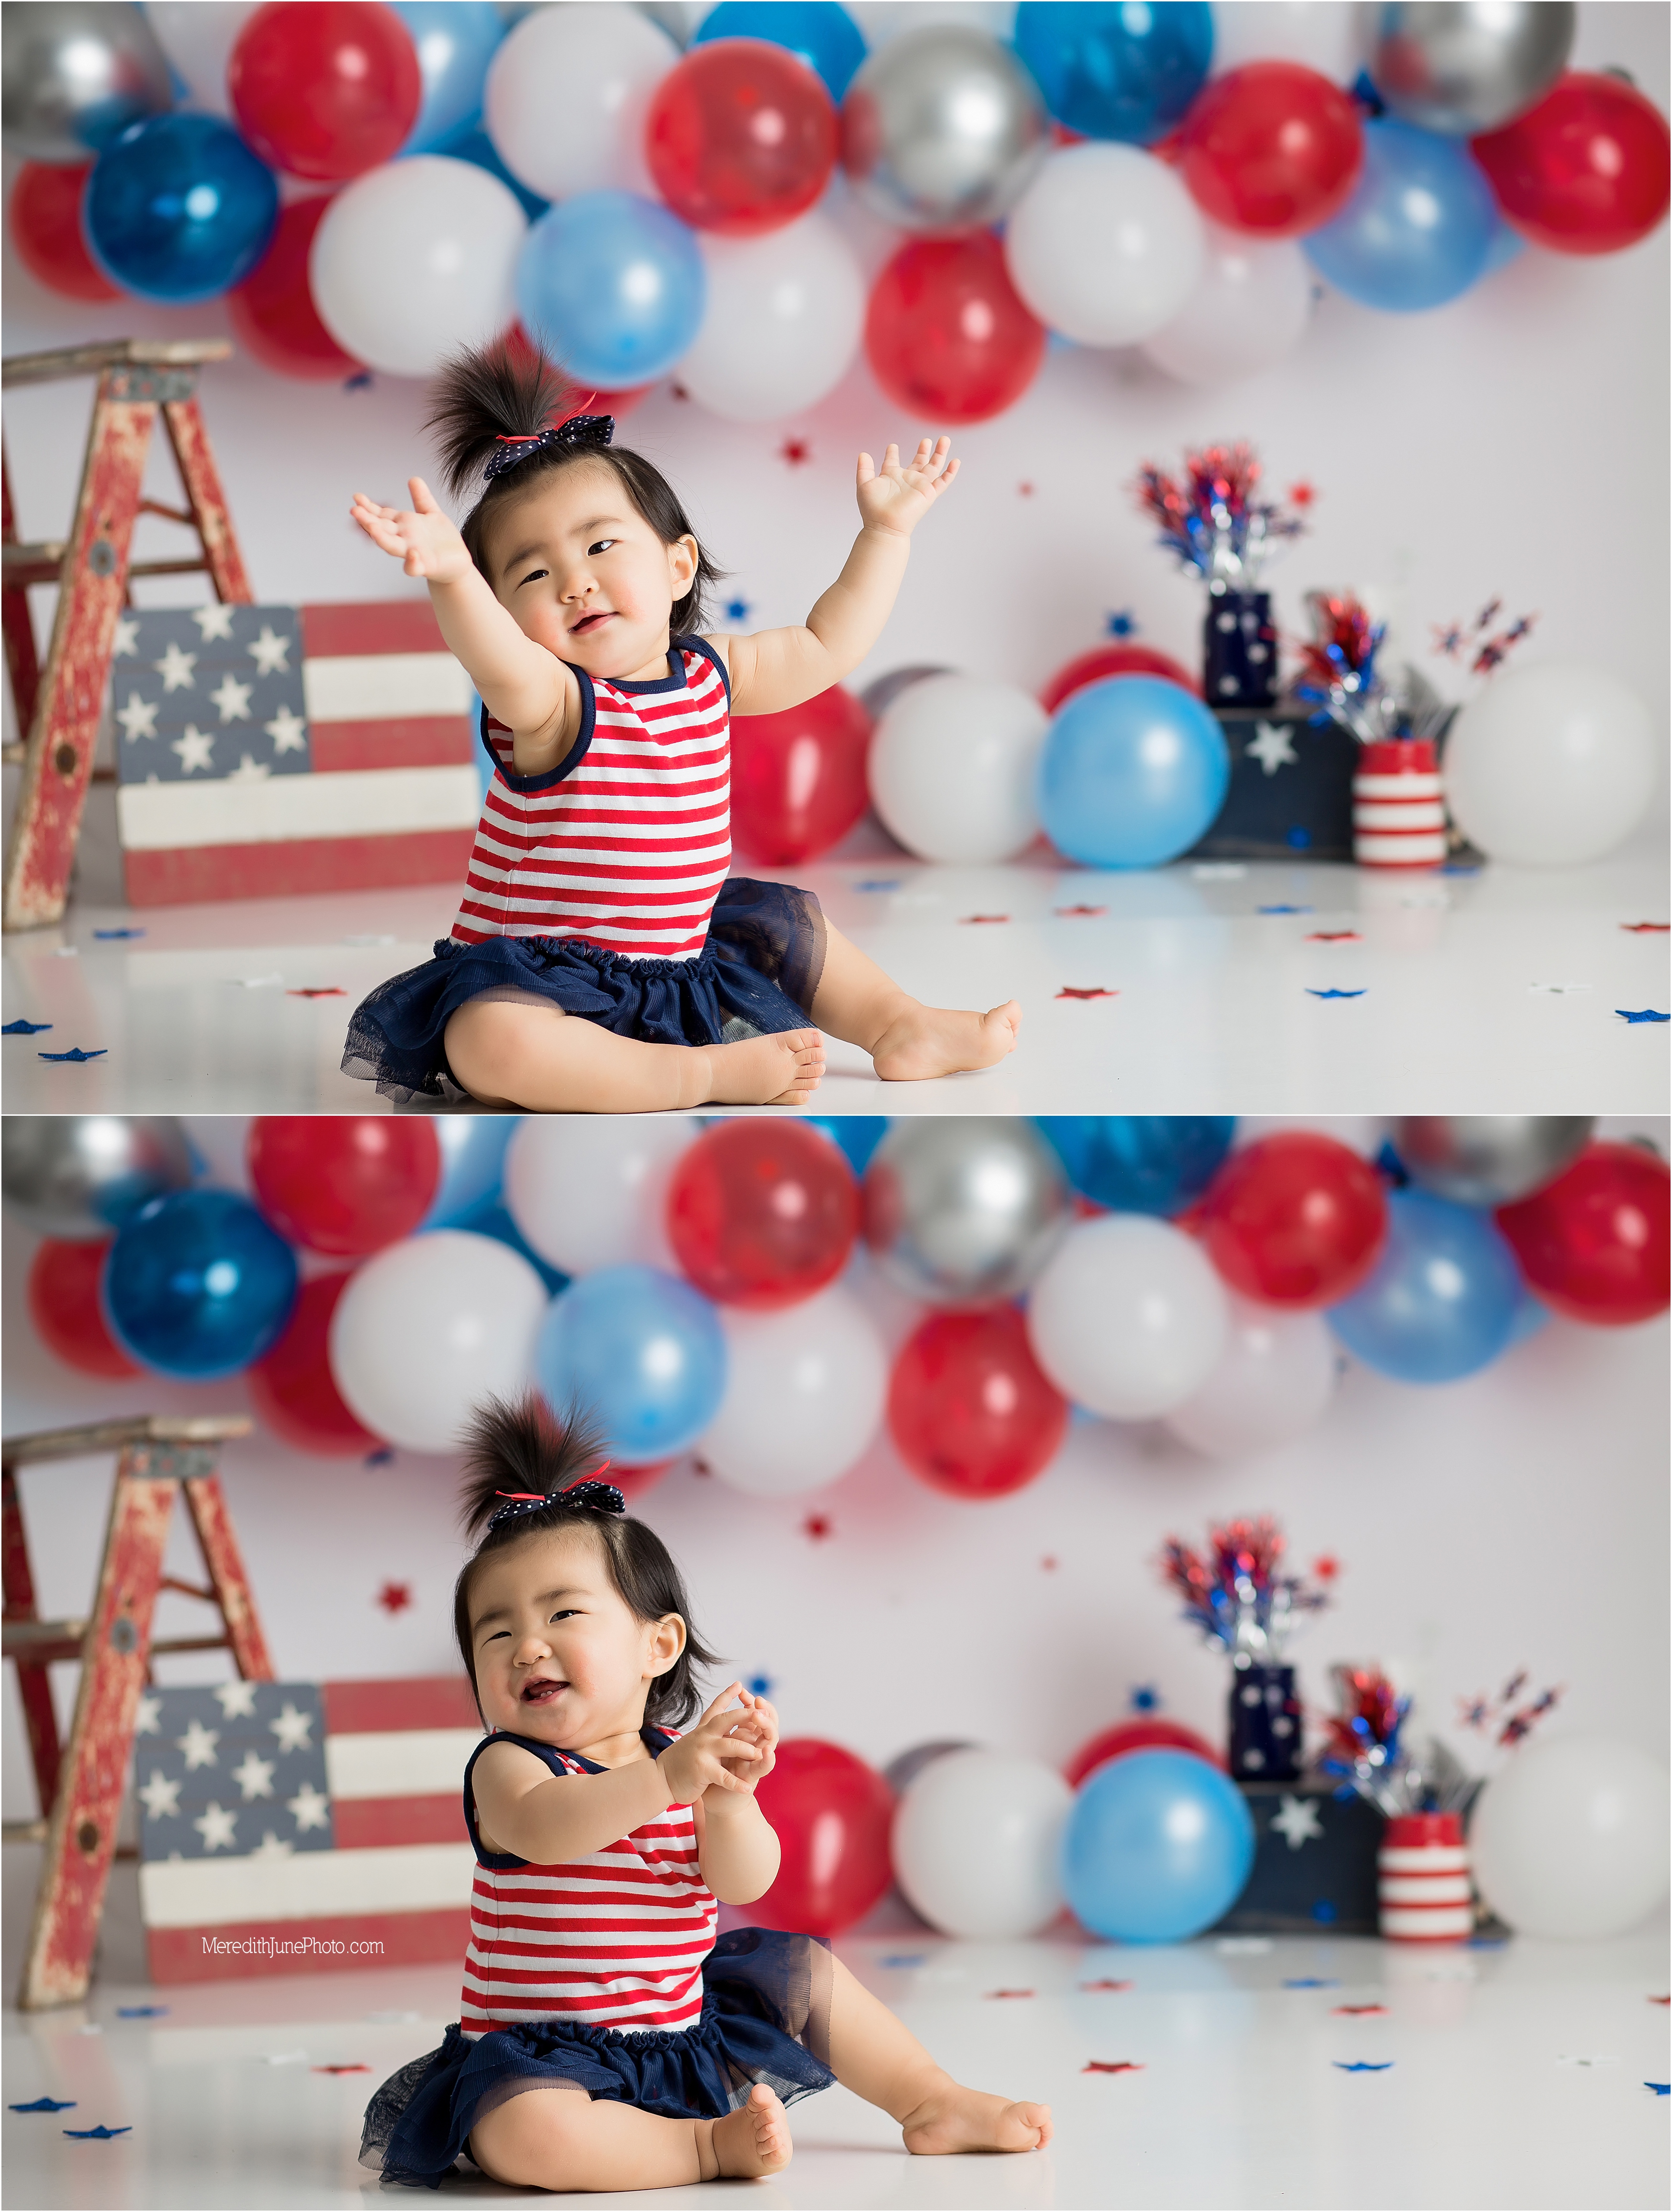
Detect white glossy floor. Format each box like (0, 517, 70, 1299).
(2, 849, 1666, 1116)
(3, 1906, 1667, 2212)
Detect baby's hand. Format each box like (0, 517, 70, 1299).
(714, 1688, 778, 1800)
(350, 476, 471, 584)
(658, 1683, 769, 1807)
(856, 436, 959, 540)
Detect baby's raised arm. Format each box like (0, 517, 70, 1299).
(716, 436, 959, 720)
(350, 476, 576, 758)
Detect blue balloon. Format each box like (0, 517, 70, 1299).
(1037, 1118, 1235, 1216)
(536, 1265, 726, 1464)
(104, 1190, 297, 1380)
(1302, 118, 1498, 313)
(806, 1117, 890, 1176)
(423, 1119, 514, 1228)
(439, 126, 549, 220)
(85, 113, 278, 303)
(1327, 1189, 1522, 1383)
(694, 2, 866, 103)
(1062, 1750, 1255, 1943)
(1482, 211, 1525, 273)
(517, 193, 706, 389)
(1014, 1, 1213, 145)
(391, 1, 504, 154)
(1037, 677, 1230, 868)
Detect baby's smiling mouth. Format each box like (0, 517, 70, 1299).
(570, 611, 613, 635)
(521, 1676, 568, 1704)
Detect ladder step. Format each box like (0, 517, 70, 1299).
(4, 546, 213, 586)
(3, 1820, 48, 1846)
(3, 1618, 87, 1652)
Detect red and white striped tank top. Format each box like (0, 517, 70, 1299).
(460, 1728, 718, 2039)
(451, 637, 731, 962)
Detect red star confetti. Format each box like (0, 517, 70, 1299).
(1057, 986, 1118, 1000)
(1621, 922, 1670, 933)
(1312, 1554, 1340, 1582)
(1055, 903, 1107, 917)
(377, 1581, 412, 1615)
(691, 1457, 713, 1477)
(1081, 1980, 1133, 1993)
(1650, 1996, 1670, 2005)
(960, 914, 1010, 925)
(1018, 481, 1035, 496)
(1041, 1555, 1058, 1572)
(1306, 931, 1361, 943)
(670, 381, 690, 401)
(780, 437, 812, 465)
(1083, 2061, 1143, 2074)
(288, 987, 346, 998)
(1288, 481, 1317, 508)
(1333, 2004, 1387, 2017)
(312, 2064, 370, 2074)
(802, 1513, 834, 1541)
(986, 1989, 1036, 2000)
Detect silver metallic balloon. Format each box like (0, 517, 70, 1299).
(863, 1119, 1069, 1306)
(2, 1116, 195, 1240)
(2, 1, 175, 163)
(1394, 1117, 1594, 1208)
(842, 25, 1048, 234)
(1373, 2, 1575, 137)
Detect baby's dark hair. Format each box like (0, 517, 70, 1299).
(424, 341, 725, 635)
(452, 1394, 719, 1730)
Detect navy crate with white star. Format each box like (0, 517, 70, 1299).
(1211, 1781, 1385, 1935)
(1188, 709, 1359, 862)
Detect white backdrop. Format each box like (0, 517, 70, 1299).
(3, 1113, 1666, 1824)
(1, 1, 1667, 798)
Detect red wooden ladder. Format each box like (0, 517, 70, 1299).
(1, 338, 253, 931)
(1, 1414, 273, 2010)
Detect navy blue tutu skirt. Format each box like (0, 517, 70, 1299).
(342, 878, 826, 1106)
(360, 1929, 834, 2190)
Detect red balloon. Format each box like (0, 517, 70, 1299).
(1040, 644, 1199, 715)
(667, 1122, 857, 1309)
(230, 0, 422, 182)
(1472, 72, 1671, 257)
(1178, 61, 1364, 237)
(731, 686, 872, 866)
(227, 196, 362, 381)
(888, 1307, 1067, 1500)
(247, 1118, 440, 1257)
(646, 39, 836, 236)
(27, 1239, 139, 1379)
(865, 234, 1046, 425)
(1064, 1719, 1223, 1789)
(1199, 1133, 1388, 1308)
(8, 162, 120, 302)
(747, 1739, 894, 1936)
(247, 1273, 381, 1455)
(1496, 1143, 1670, 1326)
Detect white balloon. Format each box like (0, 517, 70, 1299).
(849, 1, 1015, 46)
(1443, 660, 1656, 868)
(144, 1, 260, 117)
(1027, 1215, 1228, 1421)
(311, 158, 526, 379)
(1165, 1298, 1338, 1458)
(892, 1748, 1070, 1938)
(1210, 2, 1375, 85)
(1141, 224, 1314, 386)
(329, 1230, 547, 1454)
(504, 1119, 690, 1276)
(1004, 143, 1204, 347)
(677, 213, 865, 422)
(699, 1285, 887, 1495)
(1470, 1737, 1671, 1940)
(485, 3, 675, 203)
(868, 673, 1046, 863)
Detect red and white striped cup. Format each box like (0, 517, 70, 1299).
(1352, 737, 1447, 868)
(1378, 1811, 1473, 1942)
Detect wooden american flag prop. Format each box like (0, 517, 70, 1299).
(136, 1675, 481, 1985)
(111, 601, 479, 906)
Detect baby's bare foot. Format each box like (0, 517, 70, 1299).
(702, 1028, 825, 1106)
(871, 1000, 1022, 1082)
(706, 2083, 793, 2178)
(901, 2081, 1052, 2156)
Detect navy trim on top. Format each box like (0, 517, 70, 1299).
(676, 633, 731, 710)
(463, 1725, 676, 1870)
(478, 670, 597, 797)
(604, 637, 729, 705)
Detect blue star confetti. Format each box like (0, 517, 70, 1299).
(11, 2097, 75, 2112)
(1307, 989, 1366, 1001)
(1617, 1008, 1670, 1024)
(1129, 1684, 1160, 1712)
(1334, 2061, 1393, 2072)
(64, 2124, 132, 2138)
(723, 598, 752, 623)
(39, 1047, 107, 1062)
(116, 2004, 168, 2018)
(879, 1954, 928, 1969)
(1284, 1978, 1340, 1989)
(747, 1675, 774, 1697)
(1646, 2082, 1670, 2096)
(1312, 1900, 1339, 1923)
(2, 1018, 51, 1035)
(1374, 1139, 1410, 1186)
(344, 370, 374, 390)
(92, 927, 144, 939)
(364, 1446, 395, 1467)
(1104, 609, 1138, 637)
(854, 879, 902, 893)
(1259, 904, 1313, 915)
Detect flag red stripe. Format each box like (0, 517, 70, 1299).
(147, 1907, 471, 1985)
(301, 601, 449, 658)
(124, 828, 475, 907)
(323, 1677, 480, 1735)
(332, 1794, 470, 1850)
(309, 717, 475, 771)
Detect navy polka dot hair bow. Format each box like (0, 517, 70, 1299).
(488, 1467, 624, 1531)
(482, 412, 614, 484)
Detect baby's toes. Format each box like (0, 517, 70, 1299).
(1007, 2100, 1051, 2148)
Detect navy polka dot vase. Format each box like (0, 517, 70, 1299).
(1229, 1660, 1302, 1780)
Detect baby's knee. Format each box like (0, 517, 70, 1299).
(470, 2086, 592, 2187)
(444, 1000, 544, 1100)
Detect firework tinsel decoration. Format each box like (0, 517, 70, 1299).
(1430, 599, 1538, 680)
(1159, 1516, 1331, 1780)
(1456, 1670, 1564, 1751)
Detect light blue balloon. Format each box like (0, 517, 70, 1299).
(1014, 1, 1213, 145)
(694, 2, 866, 103)
(423, 1118, 514, 1227)
(517, 193, 706, 389)
(104, 1190, 297, 1381)
(85, 113, 278, 304)
(391, 1, 504, 154)
(1037, 677, 1230, 868)
(536, 1265, 727, 1464)
(806, 1117, 890, 1176)
(1327, 1189, 1522, 1383)
(1035, 1118, 1235, 1216)
(1062, 1750, 1255, 1943)
(1302, 117, 1498, 313)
